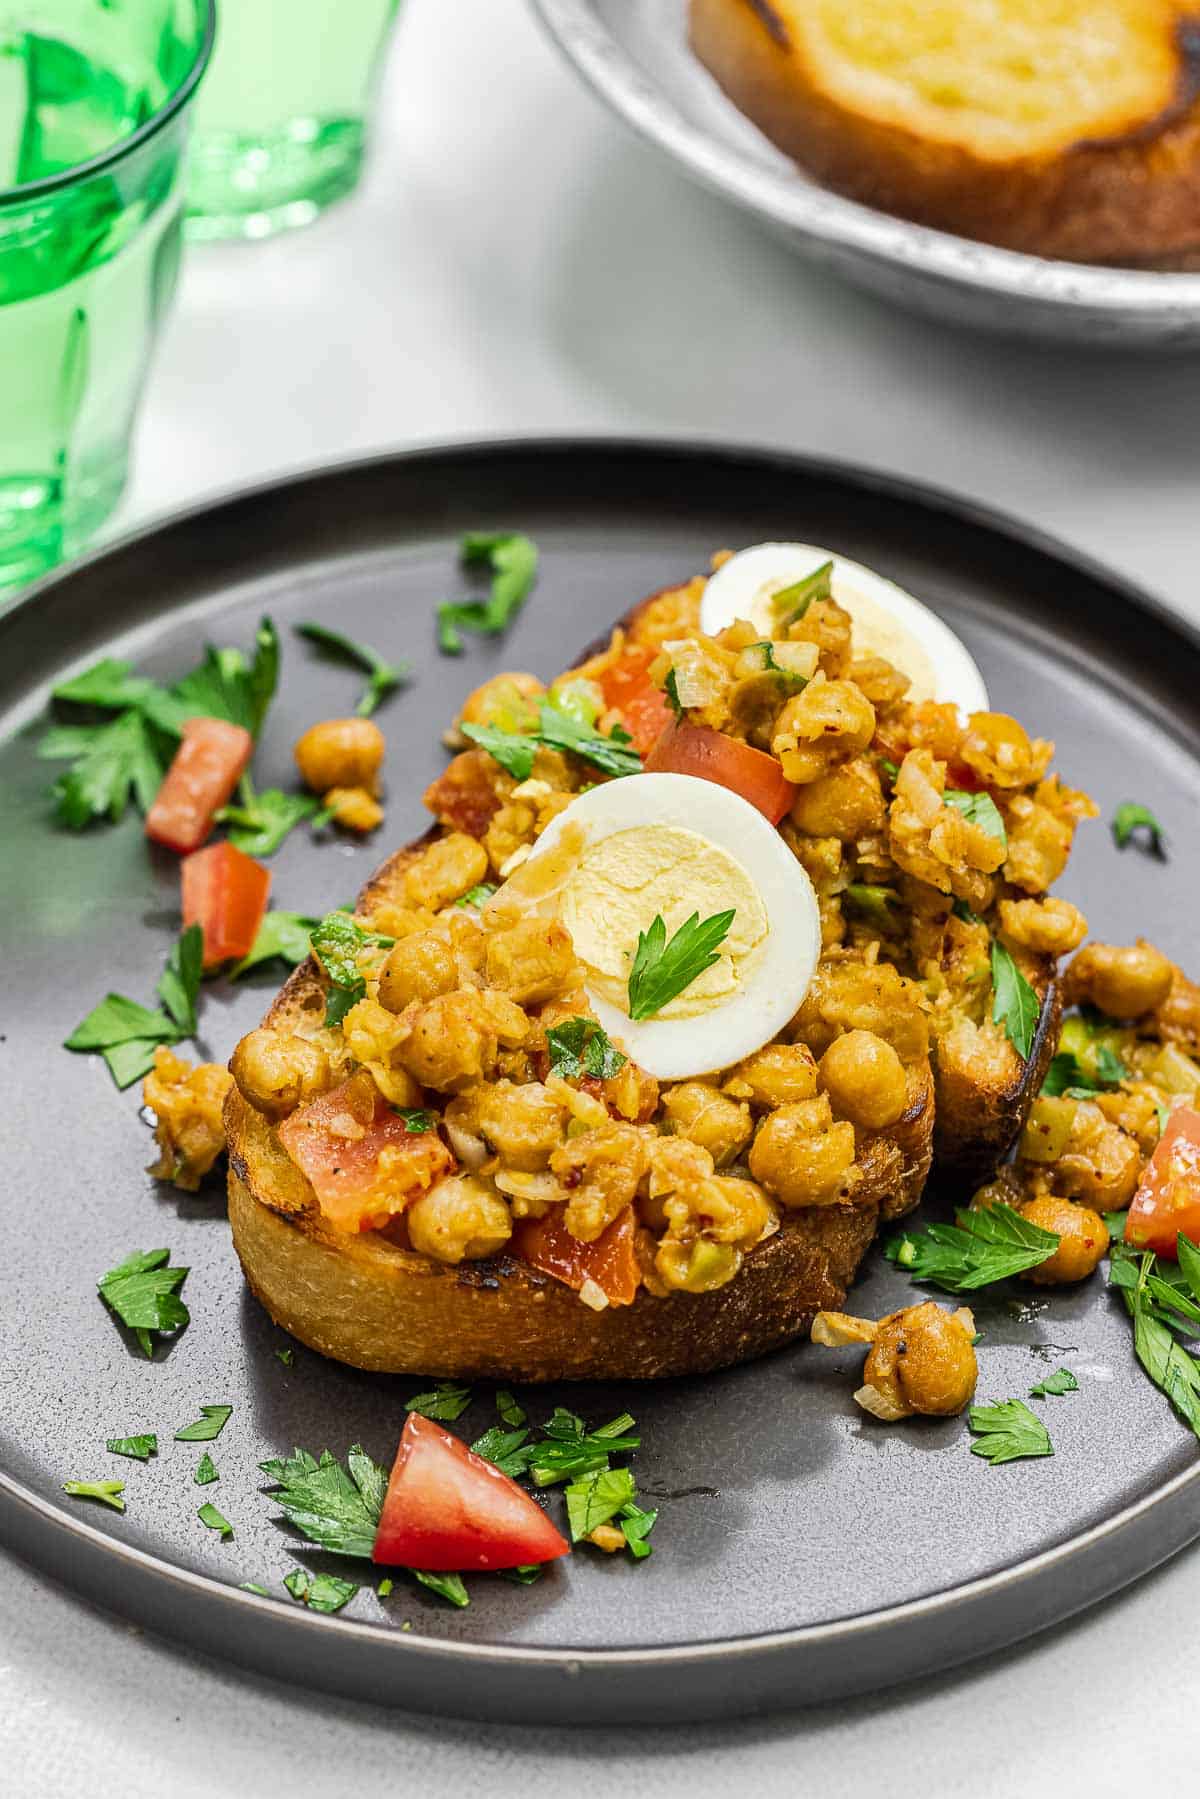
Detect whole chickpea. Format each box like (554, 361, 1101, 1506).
(1065, 939, 1174, 1021)
(862, 1302, 979, 1418)
(378, 933, 458, 1014)
(230, 1028, 331, 1119)
(1019, 1194, 1109, 1284)
(406, 1175, 513, 1264)
(294, 717, 385, 796)
(818, 1030, 908, 1129)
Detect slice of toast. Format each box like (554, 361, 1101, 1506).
(226, 834, 935, 1380)
(690, 0, 1200, 263)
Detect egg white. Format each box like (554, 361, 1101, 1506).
(699, 541, 989, 716)
(527, 773, 821, 1081)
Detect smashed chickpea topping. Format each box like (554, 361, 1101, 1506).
(239, 562, 1116, 1310)
(144, 1047, 233, 1192)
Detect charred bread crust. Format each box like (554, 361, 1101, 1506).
(689, 0, 1200, 264)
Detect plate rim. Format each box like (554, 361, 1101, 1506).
(4, 431, 1200, 1719)
(530, 0, 1200, 321)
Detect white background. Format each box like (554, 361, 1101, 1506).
(4, 0, 1200, 1789)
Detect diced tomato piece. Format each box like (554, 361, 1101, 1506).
(145, 716, 254, 853)
(181, 840, 271, 968)
(422, 749, 505, 837)
(598, 646, 674, 756)
(644, 721, 796, 826)
(1125, 1107, 1200, 1258)
(373, 1413, 569, 1572)
(278, 1072, 455, 1233)
(513, 1205, 641, 1306)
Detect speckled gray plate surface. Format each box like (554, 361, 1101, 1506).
(533, 0, 1200, 347)
(1, 440, 1198, 1724)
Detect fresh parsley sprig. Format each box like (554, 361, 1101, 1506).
(527, 1411, 640, 1488)
(968, 1399, 1053, 1466)
(462, 701, 642, 783)
(627, 910, 735, 1022)
(98, 1248, 190, 1357)
(885, 1202, 1060, 1294)
(405, 1383, 472, 1422)
(545, 1017, 627, 1082)
(65, 924, 203, 1088)
(1112, 802, 1166, 859)
(991, 940, 1040, 1061)
(460, 721, 536, 780)
(1110, 1239, 1200, 1438)
(438, 532, 539, 654)
(216, 780, 320, 857)
(295, 622, 409, 717)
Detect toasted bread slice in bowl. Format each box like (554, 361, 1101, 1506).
(226, 837, 935, 1380)
(690, 0, 1200, 263)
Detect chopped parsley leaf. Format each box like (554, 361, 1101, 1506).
(773, 560, 832, 628)
(470, 1425, 536, 1478)
(394, 1107, 437, 1134)
(496, 1390, 525, 1428)
(65, 925, 203, 1087)
(460, 721, 536, 781)
(501, 1564, 545, 1585)
(944, 788, 1007, 849)
(175, 1405, 233, 1443)
(98, 1248, 190, 1357)
(230, 910, 321, 979)
(1112, 802, 1166, 859)
(968, 1399, 1053, 1465)
(990, 940, 1040, 1060)
(260, 1444, 386, 1558)
(885, 1202, 1059, 1293)
(405, 1382, 472, 1422)
(414, 1570, 470, 1607)
(63, 1479, 125, 1512)
(536, 703, 642, 777)
(240, 1582, 271, 1596)
(295, 622, 408, 717)
(216, 782, 319, 857)
(283, 1567, 360, 1613)
(437, 532, 538, 654)
(194, 1453, 219, 1486)
(1029, 1368, 1078, 1399)
(310, 911, 393, 1027)
(627, 910, 735, 1022)
(664, 667, 683, 722)
(545, 1016, 627, 1082)
(107, 1434, 157, 1461)
(565, 1466, 637, 1541)
(198, 1501, 234, 1540)
(275, 1347, 295, 1368)
(377, 1577, 394, 1598)
(529, 1412, 639, 1486)
(619, 1502, 658, 1560)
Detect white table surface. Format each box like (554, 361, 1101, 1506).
(4, 0, 1200, 1789)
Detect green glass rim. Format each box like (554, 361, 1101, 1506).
(0, 0, 216, 206)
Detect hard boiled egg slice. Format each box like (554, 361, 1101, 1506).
(520, 772, 820, 1081)
(699, 542, 989, 715)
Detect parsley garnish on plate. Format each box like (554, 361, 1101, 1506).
(496, 1390, 525, 1428)
(283, 1567, 360, 1614)
(194, 1454, 219, 1486)
(773, 560, 832, 628)
(230, 910, 322, 979)
(1110, 1240, 1200, 1438)
(527, 1410, 640, 1487)
(990, 940, 1040, 1060)
(107, 1434, 157, 1461)
(437, 532, 538, 655)
(42, 619, 279, 828)
(1112, 802, 1166, 859)
(414, 1571, 470, 1607)
(885, 1202, 1060, 1293)
(405, 1383, 472, 1422)
(98, 1248, 190, 1357)
(545, 1017, 627, 1082)
(295, 622, 409, 717)
(198, 1501, 234, 1540)
(260, 1444, 386, 1559)
(309, 911, 393, 1027)
(175, 1404, 233, 1442)
(566, 1466, 637, 1541)
(1029, 1368, 1078, 1399)
(945, 788, 1007, 849)
(63, 1479, 126, 1512)
(275, 1347, 295, 1368)
(216, 780, 320, 857)
(627, 910, 736, 1022)
(65, 924, 203, 1088)
(968, 1399, 1054, 1465)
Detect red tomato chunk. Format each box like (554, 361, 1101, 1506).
(513, 1205, 641, 1306)
(146, 716, 254, 853)
(278, 1072, 455, 1233)
(1126, 1106, 1200, 1259)
(182, 840, 270, 969)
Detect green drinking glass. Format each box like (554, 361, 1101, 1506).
(0, 0, 213, 597)
(186, 0, 402, 241)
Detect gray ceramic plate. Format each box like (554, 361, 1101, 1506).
(532, 0, 1200, 347)
(1, 440, 1198, 1725)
